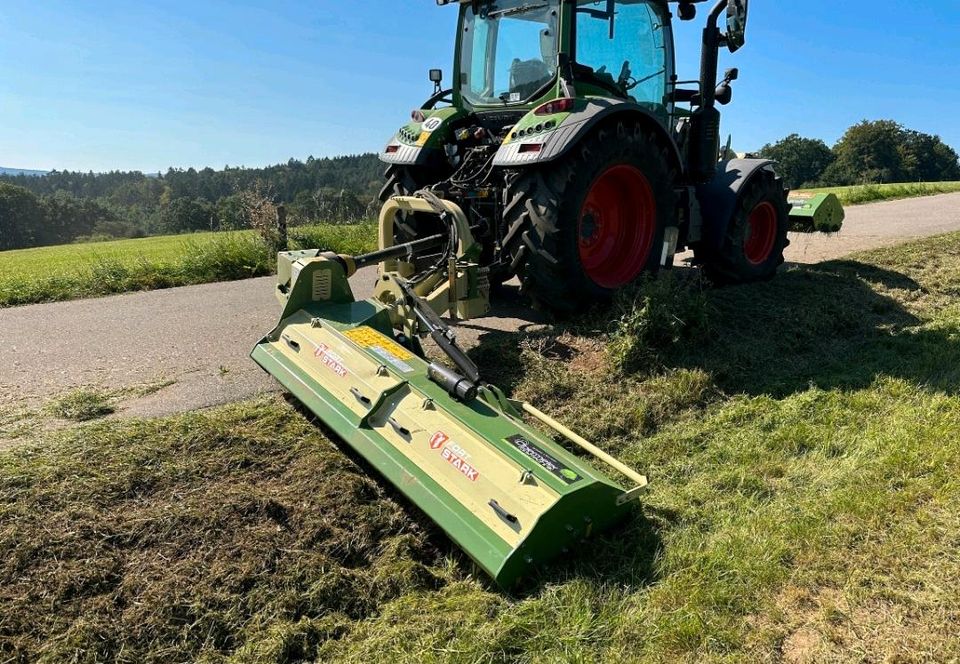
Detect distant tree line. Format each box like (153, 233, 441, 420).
(0, 153, 385, 250)
(2, 120, 959, 252)
(759, 120, 960, 190)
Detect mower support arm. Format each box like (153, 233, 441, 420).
(517, 400, 649, 504)
(397, 278, 481, 384)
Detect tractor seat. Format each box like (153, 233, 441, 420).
(510, 58, 551, 100)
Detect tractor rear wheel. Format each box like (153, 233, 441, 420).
(695, 169, 790, 285)
(503, 122, 677, 313)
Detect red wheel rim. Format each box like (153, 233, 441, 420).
(578, 164, 656, 289)
(744, 201, 777, 265)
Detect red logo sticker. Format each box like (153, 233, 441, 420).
(430, 431, 449, 450)
(313, 343, 348, 378)
(441, 447, 480, 482)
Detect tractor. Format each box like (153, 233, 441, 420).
(379, 0, 843, 312)
(252, 0, 843, 588)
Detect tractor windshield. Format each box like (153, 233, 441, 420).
(460, 1, 560, 106)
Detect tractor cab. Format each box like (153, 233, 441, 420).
(454, 0, 675, 128)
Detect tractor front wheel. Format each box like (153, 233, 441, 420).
(503, 122, 677, 313)
(695, 169, 790, 285)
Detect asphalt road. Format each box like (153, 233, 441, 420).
(2, 192, 959, 419)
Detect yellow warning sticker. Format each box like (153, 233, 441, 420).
(343, 327, 414, 360)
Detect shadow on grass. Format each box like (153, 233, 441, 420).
(471, 260, 960, 400)
(669, 259, 960, 398)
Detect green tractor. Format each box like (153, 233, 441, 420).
(381, 0, 842, 311)
(252, 0, 844, 588)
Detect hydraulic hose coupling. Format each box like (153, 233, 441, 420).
(427, 362, 478, 402)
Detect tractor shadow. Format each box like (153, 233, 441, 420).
(469, 259, 960, 400)
(663, 259, 960, 398)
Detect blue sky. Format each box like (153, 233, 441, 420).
(1, 1, 958, 173)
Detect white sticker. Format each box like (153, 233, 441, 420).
(509, 92, 521, 102)
(370, 345, 414, 374)
(422, 116, 443, 132)
(312, 269, 332, 300)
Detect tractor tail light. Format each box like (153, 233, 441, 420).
(534, 98, 574, 116)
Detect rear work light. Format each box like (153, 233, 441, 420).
(534, 98, 574, 116)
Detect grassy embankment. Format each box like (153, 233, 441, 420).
(798, 180, 960, 206)
(0, 224, 377, 307)
(3, 231, 960, 661)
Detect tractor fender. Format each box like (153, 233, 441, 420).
(379, 107, 464, 168)
(493, 99, 682, 174)
(695, 159, 777, 250)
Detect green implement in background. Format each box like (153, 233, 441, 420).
(788, 192, 846, 233)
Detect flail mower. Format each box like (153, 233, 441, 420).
(253, 0, 844, 587)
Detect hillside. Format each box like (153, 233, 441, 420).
(0, 153, 385, 251)
(0, 167, 48, 177)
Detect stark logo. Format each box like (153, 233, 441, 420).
(441, 447, 479, 482)
(313, 343, 348, 378)
(429, 431, 449, 450)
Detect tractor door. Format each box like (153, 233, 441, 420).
(572, 0, 675, 128)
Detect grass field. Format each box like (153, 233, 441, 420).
(0, 224, 377, 307)
(798, 180, 960, 206)
(2, 232, 960, 662)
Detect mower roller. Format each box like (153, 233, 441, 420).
(254, 0, 846, 586)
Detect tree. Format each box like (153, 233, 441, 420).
(824, 120, 908, 185)
(214, 194, 247, 230)
(758, 134, 835, 189)
(158, 198, 214, 234)
(0, 183, 44, 250)
(899, 130, 960, 182)
(39, 191, 112, 245)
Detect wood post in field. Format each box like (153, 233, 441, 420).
(276, 204, 288, 251)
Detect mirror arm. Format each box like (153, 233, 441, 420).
(698, 0, 727, 111)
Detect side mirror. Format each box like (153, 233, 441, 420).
(677, 2, 696, 21)
(725, 0, 749, 53)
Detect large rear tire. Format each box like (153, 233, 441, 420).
(694, 169, 790, 285)
(502, 122, 678, 313)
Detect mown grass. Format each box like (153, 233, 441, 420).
(798, 180, 960, 206)
(44, 388, 116, 422)
(0, 224, 377, 308)
(3, 233, 960, 661)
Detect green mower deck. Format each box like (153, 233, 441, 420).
(251, 257, 639, 588)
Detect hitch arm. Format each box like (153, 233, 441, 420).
(397, 278, 481, 384)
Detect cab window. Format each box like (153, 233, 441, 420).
(574, 0, 669, 111)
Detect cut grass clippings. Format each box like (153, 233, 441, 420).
(45, 388, 115, 422)
(0, 224, 377, 308)
(3, 232, 960, 661)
